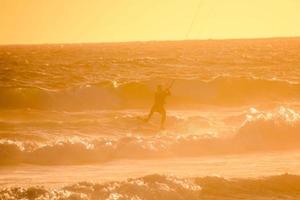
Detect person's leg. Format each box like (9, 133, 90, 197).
(145, 105, 156, 122)
(160, 107, 166, 129)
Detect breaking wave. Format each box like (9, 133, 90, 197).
(1, 107, 300, 165)
(1, 174, 300, 200)
(0, 76, 299, 110)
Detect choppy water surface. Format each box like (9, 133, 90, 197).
(1, 38, 300, 199)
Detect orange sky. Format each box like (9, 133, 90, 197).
(0, 0, 299, 44)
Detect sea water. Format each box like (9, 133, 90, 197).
(1, 38, 300, 199)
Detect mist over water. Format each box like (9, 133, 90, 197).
(1, 38, 300, 199)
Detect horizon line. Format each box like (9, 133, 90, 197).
(1, 36, 300, 47)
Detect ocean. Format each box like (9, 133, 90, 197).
(1, 38, 300, 199)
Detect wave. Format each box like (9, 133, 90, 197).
(0, 76, 299, 110)
(234, 106, 300, 150)
(0, 111, 212, 137)
(1, 107, 300, 165)
(1, 173, 300, 200)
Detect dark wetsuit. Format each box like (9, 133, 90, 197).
(152, 90, 170, 112)
(146, 89, 170, 128)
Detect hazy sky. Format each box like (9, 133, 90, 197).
(0, 0, 299, 44)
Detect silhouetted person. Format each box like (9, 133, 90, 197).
(145, 84, 171, 129)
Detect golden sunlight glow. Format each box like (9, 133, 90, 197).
(1, 0, 300, 197)
(0, 0, 300, 44)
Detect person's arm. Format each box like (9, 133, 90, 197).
(165, 80, 174, 96)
